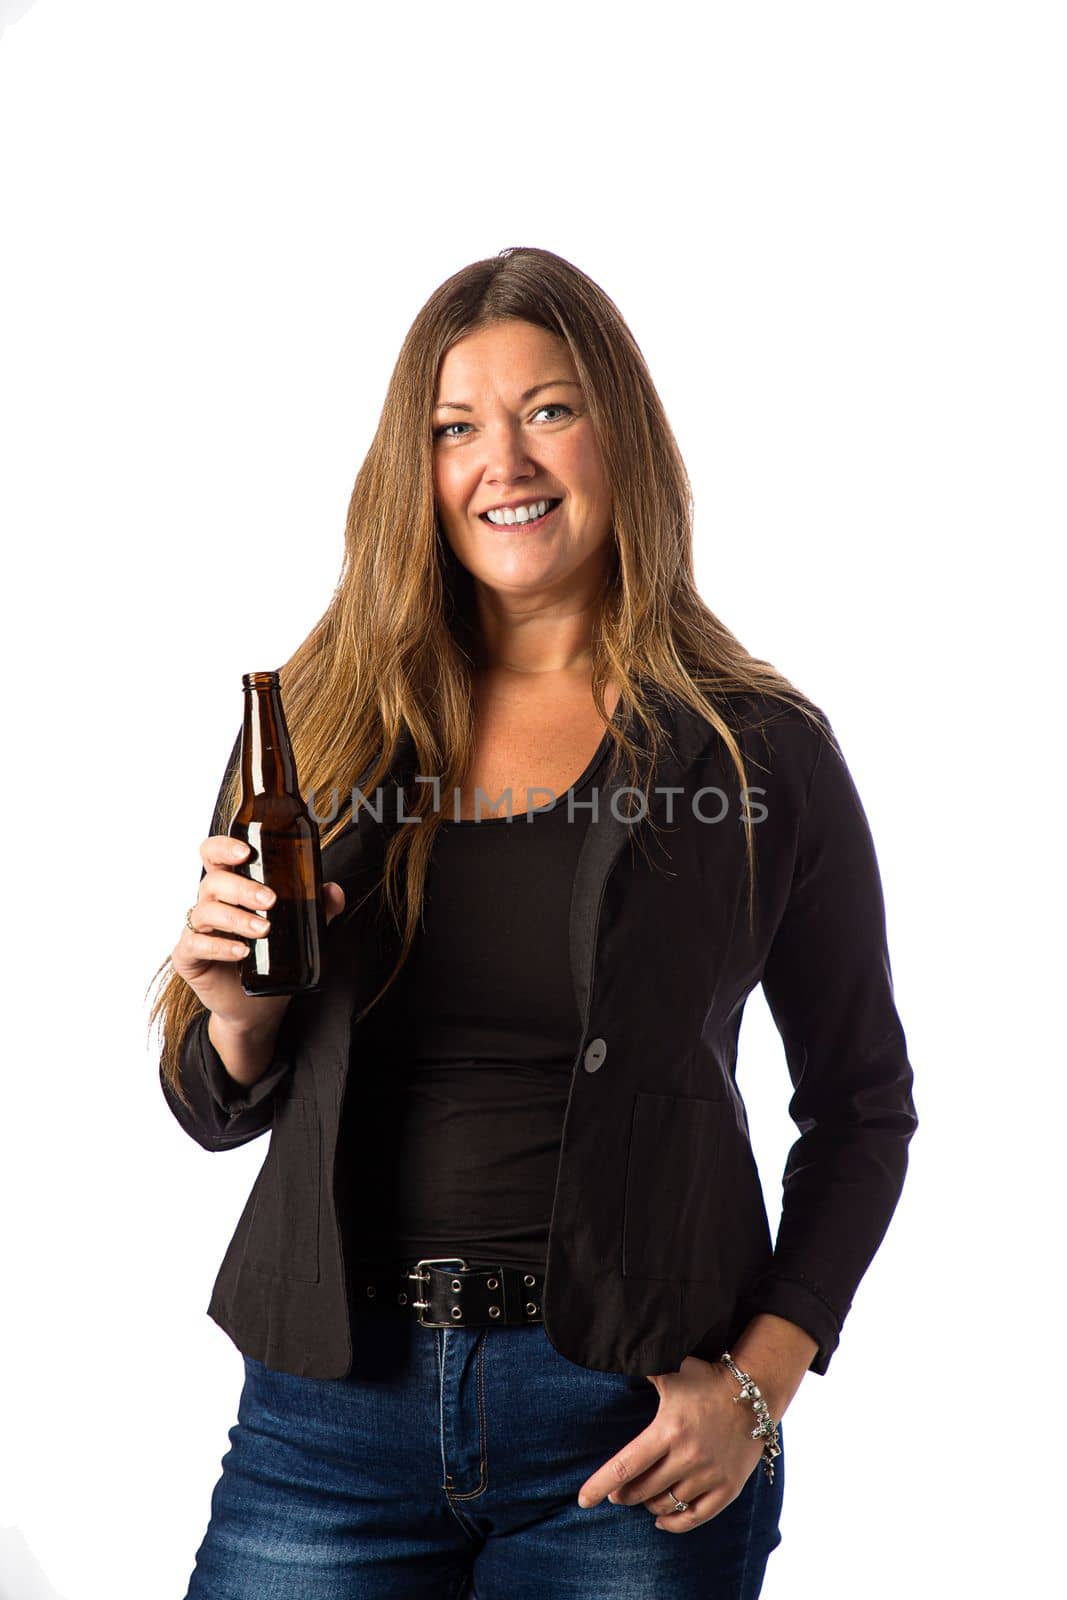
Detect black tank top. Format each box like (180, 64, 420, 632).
(340, 723, 616, 1272)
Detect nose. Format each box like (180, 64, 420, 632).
(481, 419, 539, 486)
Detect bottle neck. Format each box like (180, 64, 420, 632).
(241, 683, 298, 795)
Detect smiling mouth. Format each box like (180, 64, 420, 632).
(479, 499, 562, 530)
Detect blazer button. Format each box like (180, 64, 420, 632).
(583, 1037, 608, 1073)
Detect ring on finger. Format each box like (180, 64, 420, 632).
(185, 904, 199, 933)
(666, 1488, 689, 1514)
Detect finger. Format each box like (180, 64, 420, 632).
(608, 1454, 699, 1508)
(323, 882, 346, 924)
(199, 866, 277, 915)
(653, 1487, 718, 1533)
(187, 894, 272, 943)
(200, 835, 253, 870)
(576, 1427, 669, 1509)
(181, 928, 251, 962)
(640, 1480, 702, 1514)
(197, 834, 277, 916)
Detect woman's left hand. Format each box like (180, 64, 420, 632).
(575, 1355, 766, 1533)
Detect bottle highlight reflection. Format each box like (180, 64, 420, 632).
(229, 670, 326, 995)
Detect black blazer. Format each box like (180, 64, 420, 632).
(161, 686, 918, 1381)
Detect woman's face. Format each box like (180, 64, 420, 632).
(432, 319, 614, 607)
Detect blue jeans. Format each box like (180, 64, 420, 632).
(183, 1303, 785, 1598)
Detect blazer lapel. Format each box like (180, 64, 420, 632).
(568, 686, 720, 1037)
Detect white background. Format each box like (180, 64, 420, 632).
(0, 2, 1062, 1595)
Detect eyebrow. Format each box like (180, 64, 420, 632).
(433, 379, 581, 413)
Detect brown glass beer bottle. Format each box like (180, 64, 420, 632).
(228, 670, 327, 995)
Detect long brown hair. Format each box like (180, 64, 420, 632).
(149, 245, 819, 1108)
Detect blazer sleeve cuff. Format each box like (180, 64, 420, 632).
(738, 1272, 844, 1376)
(196, 1014, 294, 1115)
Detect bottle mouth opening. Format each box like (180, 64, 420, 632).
(242, 670, 281, 689)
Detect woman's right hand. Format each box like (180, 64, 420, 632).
(171, 836, 347, 1034)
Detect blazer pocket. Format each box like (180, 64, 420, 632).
(243, 1095, 321, 1283)
(622, 1091, 724, 1283)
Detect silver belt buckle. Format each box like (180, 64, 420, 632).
(407, 1257, 470, 1327)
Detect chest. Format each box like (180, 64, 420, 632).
(453, 682, 621, 820)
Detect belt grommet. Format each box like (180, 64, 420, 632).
(451, 1278, 463, 1291)
(397, 1292, 407, 1304)
(487, 1277, 499, 1290)
(365, 1285, 376, 1297)
(525, 1301, 538, 1315)
(523, 1273, 535, 1286)
(489, 1305, 501, 1318)
(451, 1305, 463, 1319)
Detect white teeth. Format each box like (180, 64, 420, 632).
(486, 498, 553, 525)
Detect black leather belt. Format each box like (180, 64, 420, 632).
(352, 1256, 546, 1329)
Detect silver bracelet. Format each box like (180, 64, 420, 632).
(719, 1351, 782, 1484)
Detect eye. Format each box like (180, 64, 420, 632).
(432, 403, 573, 440)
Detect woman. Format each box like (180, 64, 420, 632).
(151, 246, 918, 1599)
